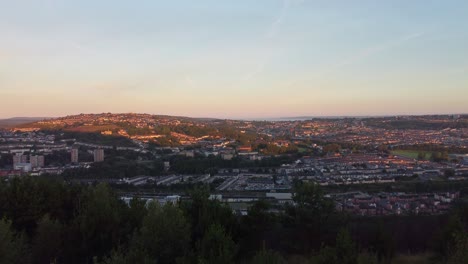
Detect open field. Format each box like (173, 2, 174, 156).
(391, 150, 431, 160)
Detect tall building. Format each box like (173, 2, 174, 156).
(93, 149, 105, 162)
(13, 154, 28, 166)
(71, 148, 79, 163)
(30, 155, 45, 168)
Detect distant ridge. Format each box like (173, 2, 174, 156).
(244, 113, 468, 122)
(0, 117, 48, 128)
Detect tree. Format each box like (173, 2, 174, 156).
(433, 214, 465, 258)
(335, 229, 358, 264)
(372, 223, 395, 263)
(417, 152, 425, 160)
(0, 218, 28, 264)
(311, 246, 338, 264)
(292, 182, 334, 214)
(76, 184, 123, 262)
(323, 144, 341, 153)
(250, 248, 285, 264)
(356, 252, 379, 264)
(120, 197, 148, 244)
(310, 229, 358, 264)
(446, 232, 468, 264)
(287, 181, 337, 251)
(239, 200, 275, 256)
(131, 202, 191, 263)
(197, 224, 237, 264)
(377, 144, 388, 153)
(31, 215, 63, 264)
(94, 250, 127, 264)
(183, 186, 238, 244)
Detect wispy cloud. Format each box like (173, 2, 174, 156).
(286, 31, 427, 87)
(329, 32, 426, 70)
(241, 61, 267, 81)
(239, 0, 305, 82)
(266, 0, 305, 38)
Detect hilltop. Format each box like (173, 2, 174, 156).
(11, 113, 468, 150)
(14, 113, 262, 147)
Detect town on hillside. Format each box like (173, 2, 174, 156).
(1, 113, 467, 216)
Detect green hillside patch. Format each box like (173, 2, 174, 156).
(391, 150, 431, 160)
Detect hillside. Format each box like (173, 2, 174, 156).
(0, 117, 47, 128)
(15, 113, 262, 147)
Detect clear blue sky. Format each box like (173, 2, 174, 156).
(1, 0, 467, 118)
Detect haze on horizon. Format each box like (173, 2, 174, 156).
(1, 0, 467, 119)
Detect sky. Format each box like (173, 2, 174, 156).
(1, 0, 467, 119)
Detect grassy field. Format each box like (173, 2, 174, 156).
(298, 147, 309, 153)
(391, 150, 431, 160)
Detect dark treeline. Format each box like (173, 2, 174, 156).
(365, 119, 468, 130)
(0, 178, 467, 264)
(51, 131, 137, 147)
(395, 144, 468, 155)
(62, 155, 298, 179)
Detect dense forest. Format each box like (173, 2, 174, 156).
(0, 178, 467, 264)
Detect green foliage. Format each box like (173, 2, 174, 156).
(250, 248, 286, 264)
(94, 250, 128, 264)
(31, 215, 63, 264)
(431, 151, 449, 162)
(323, 143, 341, 153)
(197, 224, 237, 264)
(366, 119, 468, 130)
(256, 143, 299, 155)
(77, 184, 123, 261)
(287, 181, 339, 252)
(0, 218, 28, 264)
(311, 229, 358, 264)
(417, 152, 426, 160)
(0, 177, 76, 235)
(45, 150, 71, 166)
(335, 229, 358, 264)
(121, 197, 147, 236)
(239, 200, 276, 256)
(62, 157, 165, 179)
(184, 186, 238, 244)
(446, 232, 468, 264)
(131, 202, 191, 263)
(311, 245, 338, 264)
(0, 177, 465, 263)
(372, 223, 396, 263)
(292, 181, 335, 216)
(311, 230, 381, 264)
(433, 214, 465, 259)
(356, 252, 379, 264)
(55, 131, 136, 147)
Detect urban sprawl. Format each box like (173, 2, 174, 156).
(1, 113, 467, 216)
